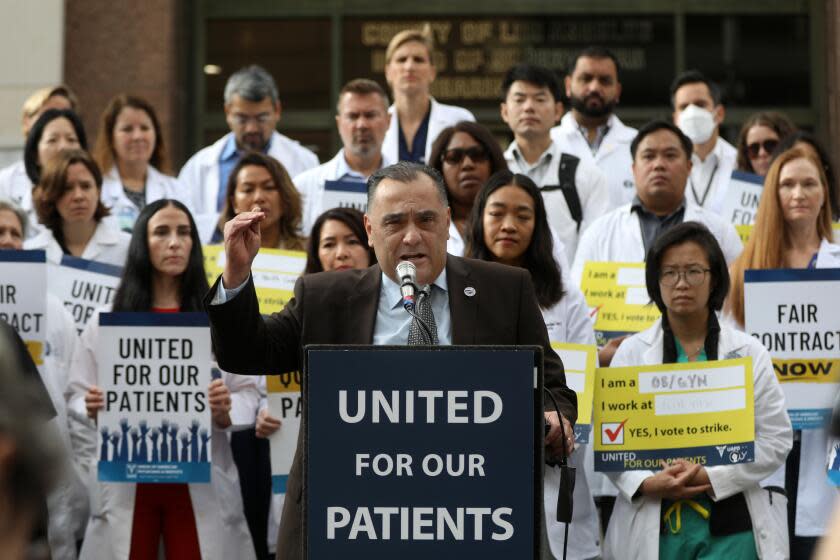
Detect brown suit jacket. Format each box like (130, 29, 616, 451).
(205, 255, 576, 560)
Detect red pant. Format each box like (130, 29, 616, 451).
(129, 483, 201, 559)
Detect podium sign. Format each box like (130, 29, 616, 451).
(305, 346, 543, 559)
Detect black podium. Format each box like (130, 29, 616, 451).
(303, 345, 545, 559)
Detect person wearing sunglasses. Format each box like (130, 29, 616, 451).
(605, 221, 791, 560)
(735, 112, 796, 177)
(428, 121, 507, 255)
(727, 146, 840, 560)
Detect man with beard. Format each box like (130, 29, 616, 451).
(501, 63, 610, 262)
(179, 65, 319, 241)
(294, 79, 393, 234)
(551, 47, 638, 208)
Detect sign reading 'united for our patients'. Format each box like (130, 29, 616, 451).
(579, 262, 660, 344)
(744, 268, 840, 429)
(97, 312, 212, 483)
(593, 358, 755, 471)
(0, 250, 46, 366)
(52, 255, 122, 333)
(551, 342, 596, 444)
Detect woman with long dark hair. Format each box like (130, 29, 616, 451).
(465, 170, 600, 559)
(66, 199, 258, 559)
(303, 207, 376, 274)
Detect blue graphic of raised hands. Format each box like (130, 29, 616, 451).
(180, 432, 191, 462)
(130, 428, 140, 462)
(159, 420, 170, 462)
(832, 444, 840, 471)
(109, 431, 121, 461)
(137, 421, 149, 463)
(100, 427, 110, 461)
(199, 428, 211, 462)
(118, 419, 131, 461)
(169, 422, 179, 461)
(189, 420, 200, 463)
(149, 428, 160, 463)
(208, 379, 232, 429)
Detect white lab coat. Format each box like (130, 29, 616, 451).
(0, 159, 42, 238)
(178, 131, 319, 242)
(43, 296, 88, 560)
(382, 97, 474, 165)
(687, 137, 738, 214)
(570, 202, 743, 287)
(293, 149, 392, 235)
(752, 239, 840, 538)
(65, 309, 259, 560)
(603, 319, 792, 560)
(551, 112, 638, 208)
(505, 141, 612, 263)
(541, 286, 601, 559)
(100, 165, 192, 233)
(24, 221, 130, 267)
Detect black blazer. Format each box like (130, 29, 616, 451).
(205, 254, 576, 560)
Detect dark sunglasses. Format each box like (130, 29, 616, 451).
(746, 139, 779, 158)
(441, 146, 489, 165)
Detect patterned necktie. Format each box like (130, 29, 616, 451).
(407, 286, 439, 345)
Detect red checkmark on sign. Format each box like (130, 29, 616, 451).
(604, 419, 628, 442)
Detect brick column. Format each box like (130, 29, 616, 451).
(825, 0, 840, 208)
(64, 1, 188, 170)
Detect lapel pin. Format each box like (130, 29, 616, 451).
(464, 287, 476, 297)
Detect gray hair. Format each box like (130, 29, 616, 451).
(223, 65, 279, 105)
(0, 198, 28, 237)
(367, 162, 449, 210)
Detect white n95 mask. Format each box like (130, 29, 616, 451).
(677, 104, 716, 145)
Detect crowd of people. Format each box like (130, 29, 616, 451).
(0, 24, 837, 560)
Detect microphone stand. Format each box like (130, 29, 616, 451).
(544, 387, 575, 560)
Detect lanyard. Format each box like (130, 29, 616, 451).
(688, 162, 719, 207)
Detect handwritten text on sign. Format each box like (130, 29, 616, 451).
(593, 358, 755, 471)
(745, 268, 840, 429)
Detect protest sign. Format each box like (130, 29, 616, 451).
(323, 179, 368, 213)
(51, 256, 122, 333)
(550, 342, 596, 443)
(203, 245, 306, 314)
(593, 358, 755, 471)
(721, 170, 763, 226)
(745, 268, 840, 429)
(0, 250, 46, 366)
(267, 371, 302, 494)
(579, 261, 660, 344)
(96, 312, 212, 483)
(306, 347, 541, 558)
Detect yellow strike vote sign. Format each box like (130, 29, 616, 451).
(551, 342, 596, 444)
(203, 245, 306, 314)
(580, 262, 660, 342)
(593, 358, 755, 471)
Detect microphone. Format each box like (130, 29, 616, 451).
(396, 261, 417, 310)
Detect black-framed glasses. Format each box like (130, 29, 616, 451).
(659, 267, 711, 287)
(441, 146, 489, 165)
(746, 139, 779, 158)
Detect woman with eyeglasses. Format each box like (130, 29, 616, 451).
(465, 171, 601, 560)
(428, 121, 507, 255)
(735, 112, 796, 177)
(727, 146, 840, 559)
(604, 221, 791, 560)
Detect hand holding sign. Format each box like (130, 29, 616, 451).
(86, 385, 105, 419)
(544, 411, 575, 458)
(223, 206, 264, 288)
(256, 407, 282, 438)
(208, 378, 232, 429)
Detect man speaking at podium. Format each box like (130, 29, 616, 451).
(205, 161, 577, 559)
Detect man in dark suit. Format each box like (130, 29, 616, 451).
(206, 161, 577, 560)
